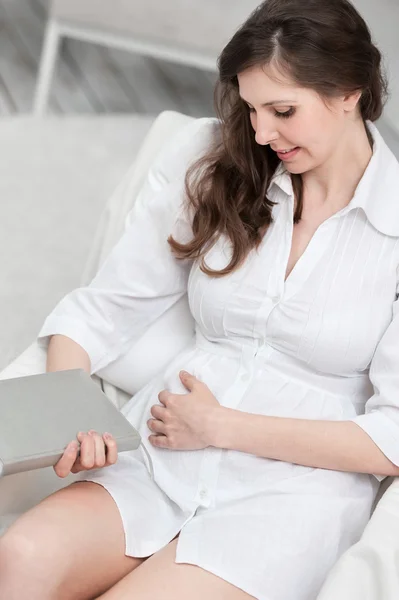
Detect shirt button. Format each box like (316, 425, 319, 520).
(199, 487, 208, 499)
(270, 296, 280, 304)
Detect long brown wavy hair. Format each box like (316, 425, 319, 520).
(168, 0, 388, 277)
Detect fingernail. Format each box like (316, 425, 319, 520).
(103, 432, 112, 440)
(180, 370, 188, 377)
(68, 442, 78, 451)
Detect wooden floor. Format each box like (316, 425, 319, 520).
(0, 0, 217, 116)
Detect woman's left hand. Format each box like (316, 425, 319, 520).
(147, 371, 221, 450)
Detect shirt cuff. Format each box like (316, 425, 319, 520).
(350, 410, 399, 482)
(37, 315, 111, 374)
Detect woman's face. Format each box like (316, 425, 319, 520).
(237, 63, 360, 175)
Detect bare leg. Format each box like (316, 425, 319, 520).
(0, 481, 148, 600)
(96, 538, 255, 600)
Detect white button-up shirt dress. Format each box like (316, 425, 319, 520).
(38, 117, 399, 600)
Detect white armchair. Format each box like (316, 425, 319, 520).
(0, 109, 196, 531)
(1, 109, 399, 599)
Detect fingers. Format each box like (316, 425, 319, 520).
(75, 431, 96, 469)
(88, 430, 106, 468)
(103, 432, 118, 466)
(54, 431, 118, 478)
(150, 404, 167, 420)
(147, 418, 166, 435)
(149, 434, 170, 449)
(53, 440, 80, 478)
(158, 389, 173, 405)
(149, 405, 167, 435)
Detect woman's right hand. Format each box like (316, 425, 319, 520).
(53, 430, 118, 478)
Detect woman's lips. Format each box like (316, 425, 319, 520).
(276, 147, 301, 161)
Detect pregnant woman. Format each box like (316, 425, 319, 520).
(1, 1, 399, 599)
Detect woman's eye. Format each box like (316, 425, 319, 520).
(275, 108, 295, 119)
(246, 106, 295, 119)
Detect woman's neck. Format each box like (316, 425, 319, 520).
(301, 119, 374, 212)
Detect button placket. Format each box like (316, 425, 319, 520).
(219, 346, 257, 410)
(194, 344, 258, 509)
(195, 447, 222, 508)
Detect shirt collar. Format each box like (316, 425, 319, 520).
(269, 121, 399, 237)
(270, 162, 294, 197)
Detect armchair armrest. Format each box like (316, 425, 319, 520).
(317, 477, 399, 599)
(0, 340, 47, 381)
(0, 338, 131, 410)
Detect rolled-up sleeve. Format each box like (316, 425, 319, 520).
(37, 118, 218, 374)
(350, 291, 399, 482)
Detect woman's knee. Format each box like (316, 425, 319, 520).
(0, 481, 143, 599)
(0, 525, 78, 600)
(0, 526, 50, 587)
(0, 483, 96, 579)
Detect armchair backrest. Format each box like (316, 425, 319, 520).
(85, 111, 197, 396)
(81, 110, 195, 287)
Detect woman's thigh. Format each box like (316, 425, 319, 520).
(96, 538, 255, 600)
(0, 481, 147, 600)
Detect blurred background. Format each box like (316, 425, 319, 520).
(0, 0, 398, 371)
(0, 0, 218, 116)
(0, 0, 398, 123)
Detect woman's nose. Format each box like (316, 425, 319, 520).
(255, 128, 279, 146)
(254, 117, 278, 146)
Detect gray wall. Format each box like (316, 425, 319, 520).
(353, 0, 399, 133)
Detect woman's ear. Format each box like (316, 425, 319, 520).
(343, 89, 363, 113)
